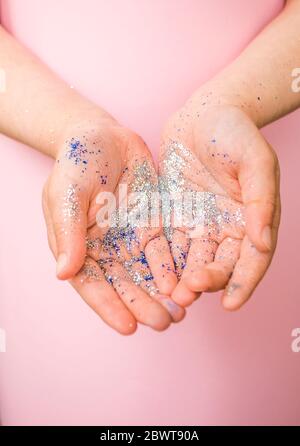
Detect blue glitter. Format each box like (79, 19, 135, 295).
(103, 223, 138, 253)
(106, 275, 113, 285)
(174, 249, 187, 271)
(66, 138, 88, 168)
(139, 252, 148, 265)
(100, 175, 107, 185)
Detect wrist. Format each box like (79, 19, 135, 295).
(48, 104, 118, 159)
(188, 76, 263, 128)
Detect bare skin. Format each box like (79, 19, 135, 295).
(159, 0, 300, 309)
(43, 118, 184, 334)
(0, 0, 300, 331)
(159, 102, 280, 310)
(0, 26, 183, 334)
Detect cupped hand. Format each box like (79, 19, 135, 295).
(159, 95, 280, 310)
(43, 116, 184, 334)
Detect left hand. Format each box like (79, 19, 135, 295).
(43, 116, 184, 335)
(159, 92, 281, 310)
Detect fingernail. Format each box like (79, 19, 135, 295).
(261, 226, 272, 251)
(56, 253, 68, 277)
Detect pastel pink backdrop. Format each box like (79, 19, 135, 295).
(0, 0, 299, 426)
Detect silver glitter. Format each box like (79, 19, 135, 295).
(131, 160, 157, 195)
(102, 159, 158, 254)
(86, 237, 102, 251)
(226, 282, 241, 296)
(62, 184, 81, 223)
(103, 272, 119, 286)
(159, 141, 244, 239)
(159, 140, 191, 195)
(80, 262, 101, 282)
(130, 270, 144, 286)
(123, 253, 159, 296)
(95, 160, 160, 295)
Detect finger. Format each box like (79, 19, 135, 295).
(239, 138, 279, 253)
(42, 190, 58, 257)
(123, 250, 185, 322)
(91, 221, 185, 322)
(186, 237, 241, 292)
(70, 257, 137, 335)
(169, 229, 190, 279)
(47, 181, 88, 280)
(172, 237, 217, 306)
(86, 235, 102, 260)
(101, 260, 172, 331)
(222, 197, 280, 311)
(152, 294, 186, 323)
(144, 235, 177, 295)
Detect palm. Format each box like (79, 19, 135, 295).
(159, 104, 280, 309)
(44, 121, 184, 334)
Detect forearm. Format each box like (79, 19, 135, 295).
(0, 26, 111, 157)
(191, 0, 300, 128)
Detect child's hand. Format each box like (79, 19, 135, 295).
(159, 94, 280, 310)
(43, 116, 184, 334)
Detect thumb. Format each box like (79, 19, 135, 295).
(239, 139, 279, 253)
(47, 181, 88, 280)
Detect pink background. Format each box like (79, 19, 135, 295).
(1, 0, 300, 426)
